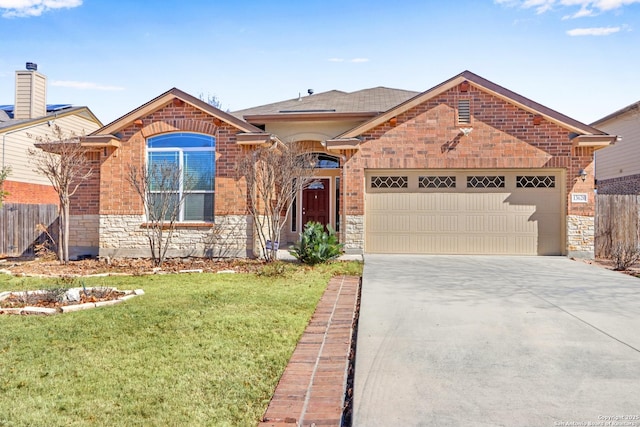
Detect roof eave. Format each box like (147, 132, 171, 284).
(95, 88, 262, 136)
(0, 106, 102, 133)
(591, 101, 640, 127)
(571, 134, 618, 150)
(337, 76, 465, 139)
(323, 138, 361, 150)
(80, 135, 122, 150)
(236, 132, 278, 146)
(338, 70, 605, 139)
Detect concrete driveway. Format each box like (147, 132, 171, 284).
(353, 255, 640, 427)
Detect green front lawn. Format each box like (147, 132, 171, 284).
(0, 261, 362, 427)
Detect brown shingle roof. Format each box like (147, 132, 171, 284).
(231, 87, 420, 120)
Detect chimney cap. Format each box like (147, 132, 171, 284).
(25, 62, 37, 71)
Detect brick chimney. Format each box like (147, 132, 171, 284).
(14, 62, 47, 120)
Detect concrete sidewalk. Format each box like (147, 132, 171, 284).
(354, 255, 640, 426)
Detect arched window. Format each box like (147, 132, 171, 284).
(316, 153, 340, 169)
(147, 133, 215, 222)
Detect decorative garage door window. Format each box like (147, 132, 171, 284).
(516, 176, 556, 188)
(467, 176, 505, 188)
(419, 176, 456, 189)
(371, 176, 408, 189)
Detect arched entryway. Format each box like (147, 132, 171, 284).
(287, 153, 341, 244)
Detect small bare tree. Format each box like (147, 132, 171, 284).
(0, 166, 11, 208)
(237, 141, 317, 262)
(128, 162, 194, 267)
(29, 126, 93, 264)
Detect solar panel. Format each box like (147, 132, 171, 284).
(0, 104, 72, 120)
(46, 104, 73, 112)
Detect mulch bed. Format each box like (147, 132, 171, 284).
(0, 257, 266, 277)
(1, 288, 126, 309)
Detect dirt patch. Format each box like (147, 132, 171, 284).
(577, 258, 640, 277)
(0, 257, 266, 277)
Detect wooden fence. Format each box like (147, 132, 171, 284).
(0, 203, 58, 257)
(595, 194, 640, 258)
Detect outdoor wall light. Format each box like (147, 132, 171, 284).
(578, 169, 587, 181)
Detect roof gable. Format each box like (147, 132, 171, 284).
(95, 88, 263, 136)
(0, 106, 102, 133)
(338, 71, 605, 139)
(591, 100, 640, 127)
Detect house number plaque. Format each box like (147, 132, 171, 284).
(571, 193, 588, 203)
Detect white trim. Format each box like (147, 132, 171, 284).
(146, 137, 215, 223)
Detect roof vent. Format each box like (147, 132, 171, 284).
(457, 99, 471, 125)
(307, 89, 314, 95)
(26, 62, 37, 71)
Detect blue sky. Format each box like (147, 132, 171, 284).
(1, 0, 639, 126)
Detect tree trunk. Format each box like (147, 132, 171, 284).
(63, 201, 70, 264)
(57, 202, 64, 262)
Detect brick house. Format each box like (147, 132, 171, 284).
(71, 71, 614, 259)
(593, 100, 640, 194)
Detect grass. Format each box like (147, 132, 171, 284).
(0, 261, 362, 427)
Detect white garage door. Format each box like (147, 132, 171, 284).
(365, 170, 564, 255)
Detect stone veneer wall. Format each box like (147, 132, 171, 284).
(344, 215, 364, 254)
(69, 214, 99, 259)
(98, 214, 253, 259)
(567, 215, 594, 259)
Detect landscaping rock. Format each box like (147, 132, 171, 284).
(64, 288, 81, 303)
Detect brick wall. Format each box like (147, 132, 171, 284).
(596, 173, 640, 195)
(93, 99, 249, 216)
(3, 180, 58, 205)
(68, 99, 255, 258)
(344, 84, 596, 217)
(70, 152, 101, 215)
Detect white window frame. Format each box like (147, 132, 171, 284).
(147, 144, 215, 223)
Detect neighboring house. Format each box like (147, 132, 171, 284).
(593, 101, 640, 194)
(0, 63, 103, 204)
(70, 70, 614, 260)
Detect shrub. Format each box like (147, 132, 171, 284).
(289, 222, 343, 265)
(610, 242, 640, 271)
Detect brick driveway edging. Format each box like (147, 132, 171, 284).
(258, 275, 360, 427)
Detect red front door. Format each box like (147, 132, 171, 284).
(302, 179, 330, 227)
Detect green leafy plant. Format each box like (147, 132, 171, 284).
(289, 221, 344, 265)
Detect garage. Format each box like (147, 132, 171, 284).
(365, 169, 565, 255)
